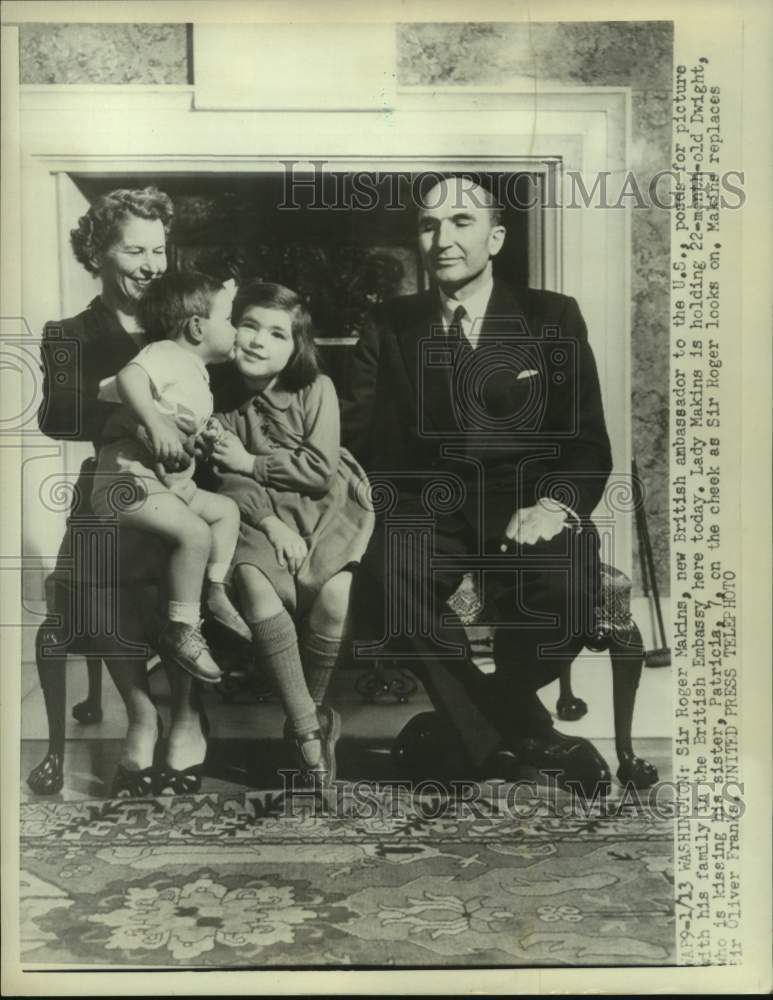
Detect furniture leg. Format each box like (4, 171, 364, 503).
(72, 657, 104, 723)
(609, 622, 659, 788)
(355, 659, 417, 703)
(26, 621, 67, 794)
(556, 664, 588, 721)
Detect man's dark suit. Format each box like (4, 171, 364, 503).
(341, 280, 613, 769)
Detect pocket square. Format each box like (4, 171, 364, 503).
(517, 369, 540, 380)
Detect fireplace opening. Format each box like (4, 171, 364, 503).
(69, 170, 543, 341)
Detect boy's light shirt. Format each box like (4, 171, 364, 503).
(98, 340, 213, 432)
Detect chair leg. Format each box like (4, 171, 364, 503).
(609, 622, 659, 788)
(26, 622, 67, 795)
(555, 664, 588, 721)
(72, 657, 104, 724)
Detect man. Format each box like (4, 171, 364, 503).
(342, 174, 613, 788)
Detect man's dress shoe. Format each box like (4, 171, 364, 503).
(510, 730, 612, 796)
(391, 711, 472, 779)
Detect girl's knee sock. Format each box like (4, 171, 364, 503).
(300, 627, 342, 706)
(249, 609, 318, 737)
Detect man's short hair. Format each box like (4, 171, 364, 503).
(415, 173, 505, 227)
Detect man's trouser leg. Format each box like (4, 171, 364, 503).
(352, 511, 502, 768)
(488, 525, 601, 743)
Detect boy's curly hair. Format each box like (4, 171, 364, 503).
(70, 187, 174, 275)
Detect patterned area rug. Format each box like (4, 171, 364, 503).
(20, 788, 674, 968)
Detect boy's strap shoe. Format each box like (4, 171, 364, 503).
(156, 620, 223, 683)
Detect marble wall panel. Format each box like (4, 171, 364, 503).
(19, 23, 189, 84)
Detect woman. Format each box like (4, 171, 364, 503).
(27, 186, 209, 797)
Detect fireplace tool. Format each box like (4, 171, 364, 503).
(632, 459, 671, 667)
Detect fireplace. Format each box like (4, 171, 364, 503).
(15, 84, 632, 592)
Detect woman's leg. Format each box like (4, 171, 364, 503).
(235, 564, 320, 764)
(302, 570, 353, 705)
(103, 655, 158, 771)
(163, 663, 207, 772)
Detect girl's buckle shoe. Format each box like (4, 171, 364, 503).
(286, 706, 341, 790)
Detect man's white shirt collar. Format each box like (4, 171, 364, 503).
(438, 276, 494, 350)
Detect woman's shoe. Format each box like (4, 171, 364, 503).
(286, 705, 341, 790)
(157, 692, 210, 796)
(110, 763, 159, 799)
(109, 715, 164, 799)
(154, 762, 204, 795)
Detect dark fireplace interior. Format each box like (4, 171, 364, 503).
(72, 171, 535, 340)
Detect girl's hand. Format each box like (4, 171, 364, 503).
(211, 430, 254, 475)
(194, 417, 225, 459)
(261, 516, 308, 574)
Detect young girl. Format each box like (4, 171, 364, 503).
(209, 281, 375, 789)
(92, 271, 251, 685)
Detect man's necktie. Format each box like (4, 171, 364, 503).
(449, 304, 472, 349)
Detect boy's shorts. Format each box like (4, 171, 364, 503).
(91, 437, 197, 515)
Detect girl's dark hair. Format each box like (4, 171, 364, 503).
(138, 271, 224, 343)
(70, 186, 174, 275)
(231, 281, 319, 392)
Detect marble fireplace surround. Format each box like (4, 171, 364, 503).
(18, 85, 634, 600)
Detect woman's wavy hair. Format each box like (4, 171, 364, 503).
(231, 281, 320, 392)
(70, 187, 174, 275)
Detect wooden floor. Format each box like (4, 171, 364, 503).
(20, 656, 672, 802)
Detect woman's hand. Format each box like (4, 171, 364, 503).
(261, 515, 308, 574)
(146, 417, 186, 465)
(211, 430, 255, 475)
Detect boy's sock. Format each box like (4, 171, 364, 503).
(249, 609, 318, 740)
(168, 601, 200, 626)
(300, 627, 342, 706)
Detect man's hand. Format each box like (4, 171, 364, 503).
(501, 498, 568, 549)
(260, 515, 308, 574)
(211, 430, 255, 475)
